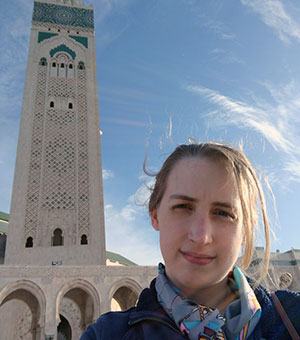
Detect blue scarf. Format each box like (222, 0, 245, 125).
(155, 263, 261, 340)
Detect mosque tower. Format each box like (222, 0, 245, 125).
(0, 2, 157, 339)
(5, 0, 106, 266)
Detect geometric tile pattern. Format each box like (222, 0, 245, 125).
(38, 31, 58, 43)
(50, 44, 76, 60)
(24, 63, 47, 240)
(32, 21, 93, 33)
(24, 53, 90, 245)
(48, 77, 76, 98)
(69, 35, 88, 48)
(77, 68, 90, 239)
(33, 2, 94, 29)
(41, 106, 77, 211)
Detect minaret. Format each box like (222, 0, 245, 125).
(5, 0, 106, 265)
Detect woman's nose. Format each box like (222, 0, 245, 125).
(187, 214, 213, 244)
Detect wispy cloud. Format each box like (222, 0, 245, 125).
(241, 0, 300, 43)
(100, 86, 159, 101)
(182, 0, 236, 40)
(102, 117, 151, 128)
(93, 0, 135, 47)
(210, 48, 244, 65)
(94, 0, 134, 22)
(129, 178, 155, 206)
(202, 18, 236, 40)
(105, 178, 161, 265)
(102, 169, 114, 180)
(184, 81, 300, 183)
(211, 48, 225, 54)
(120, 205, 137, 221)
(283, 159, 300, 182)
(193, 13, 236, 40)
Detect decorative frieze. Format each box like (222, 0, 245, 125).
(33, 1, 94, 29)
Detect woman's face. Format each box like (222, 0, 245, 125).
(151, 157, 244, 304)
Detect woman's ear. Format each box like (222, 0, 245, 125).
(150, 209, 160, 231)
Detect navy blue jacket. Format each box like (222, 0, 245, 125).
(81, 279, 300, 340)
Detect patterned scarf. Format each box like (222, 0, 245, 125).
(155, 263, 261, 340)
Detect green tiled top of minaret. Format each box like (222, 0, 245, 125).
(33, 1, 94, 29)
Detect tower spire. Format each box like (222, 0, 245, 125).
(5, 0, 106, 266)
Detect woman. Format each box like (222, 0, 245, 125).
(81, 142, 300, 340)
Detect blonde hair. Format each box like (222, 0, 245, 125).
(147, 142, 270, 284)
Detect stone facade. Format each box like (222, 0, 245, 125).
(0, 264, 156, 340)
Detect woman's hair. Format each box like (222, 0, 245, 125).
(146, 142, 270, 284)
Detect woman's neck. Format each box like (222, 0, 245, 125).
(186, 277, 238, 313)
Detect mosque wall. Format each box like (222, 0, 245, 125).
(0, 265, 157, 340)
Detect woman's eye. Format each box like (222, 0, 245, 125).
(215, 210, 234, 219)
(173, 204, 192, 211)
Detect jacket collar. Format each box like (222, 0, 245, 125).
(127, 279, 184, 336)
(127, 276, 275, 339)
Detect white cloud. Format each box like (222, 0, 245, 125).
(184, 81, 300, 183)
(201, 17, 236, 40)
(104, 201, 162, 266)
(241, 0, 300, 43)
(104, 178, 162, 265)
(193, 11, 236, 40)
(211, 48, 225, 54)
(120, 205, 137, 221)
(210, 48, 244, 65)
(129, 178, 154, 206)
(102, 169, 114, 180)
(181, 1, 236, 41)
(94, 0, 134, 21)
(283, 158, 300, 182)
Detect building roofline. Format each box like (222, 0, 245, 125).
(106, 250, 137, 266)
(0, 212, 9, 222)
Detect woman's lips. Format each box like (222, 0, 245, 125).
(180, 250, 215, 265)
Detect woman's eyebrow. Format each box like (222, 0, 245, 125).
(168, 196, 237, 210)
(212, 201, 234, 209)
(168, 194, 197, 202)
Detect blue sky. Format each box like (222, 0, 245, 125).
(1, 0, 300, 265)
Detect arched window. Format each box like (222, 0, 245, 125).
(52, 228, 63, 246)
(39, 57, 47, 66)
(69, 64, 73, 69)
(78, 61, 85, 70)
(50, 101, 54, 108)
(81, 234, 88, 245)
(25, 237, 33, 248)
(68, 103, 73, 109)
(52, 62, 56, 67)
(61, 63, 65, 68)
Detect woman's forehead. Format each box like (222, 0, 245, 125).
(165, 157, 239, 198)
(169, 156, 232, 179)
